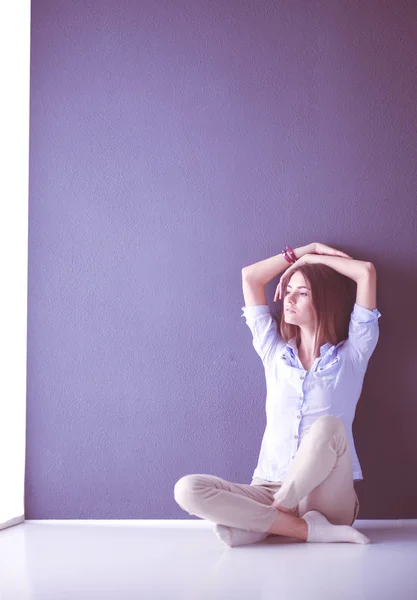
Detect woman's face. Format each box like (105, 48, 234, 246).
(283, 271, 316, 327)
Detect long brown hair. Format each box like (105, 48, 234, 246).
(277, 263, 356, 358)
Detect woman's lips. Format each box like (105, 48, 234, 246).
(286, 309, 296, 313)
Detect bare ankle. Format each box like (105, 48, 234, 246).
(268, 510, 308, 542)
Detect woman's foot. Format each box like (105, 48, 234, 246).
(303, 510, 371, 544)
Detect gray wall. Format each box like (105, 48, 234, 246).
(26, 0, 417, 519)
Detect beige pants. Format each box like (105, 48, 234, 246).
(174, 415, 360, 533)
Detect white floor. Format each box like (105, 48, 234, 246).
(1, 519, 417, 599)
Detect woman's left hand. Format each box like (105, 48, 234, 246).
(273, 254, 315, 302)
(271, 497, 294, 513)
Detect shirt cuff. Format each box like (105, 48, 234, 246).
(352, 302, 382, 323)
(240, 305, 270, 318)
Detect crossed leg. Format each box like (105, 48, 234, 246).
(174, 416, 367, 545)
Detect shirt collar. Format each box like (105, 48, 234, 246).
(286, 337, 341, 357)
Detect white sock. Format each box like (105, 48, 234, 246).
(213, 524, 269, 548)
(303, 510, 371, 544)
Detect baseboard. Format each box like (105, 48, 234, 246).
(0, 515, 25, 531)
(23, 519, 213, 527)
(22, 519, 417, 528)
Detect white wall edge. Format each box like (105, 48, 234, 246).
(0, 0, 30, 530)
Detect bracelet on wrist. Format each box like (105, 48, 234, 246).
(281, 249, 294, 265)
(285, 246, 298, 263)
(281, 246, 297, 265)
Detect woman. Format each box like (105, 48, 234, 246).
(174, 241, 381, 547)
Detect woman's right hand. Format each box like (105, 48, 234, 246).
(311, 242, 353, 259)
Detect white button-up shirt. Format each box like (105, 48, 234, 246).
(241, 303, 382, 482)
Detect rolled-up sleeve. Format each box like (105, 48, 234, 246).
(241, 305, 285, 364)
(346, 303, 382, 365)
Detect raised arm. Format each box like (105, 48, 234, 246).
(306, 255, 376, 310)
(276, 253, 377, 311)
(242, 243, 315, 307)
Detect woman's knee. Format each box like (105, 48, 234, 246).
(310, 415, 345, 436)
(174, 474, 202, 506)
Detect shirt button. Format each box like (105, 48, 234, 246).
(297, 415, 301, 419)
(299, 396, 303, 399)
(300, 375, 305, 380)
(294, 435, 298, 439)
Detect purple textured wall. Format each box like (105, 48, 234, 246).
(27, 0, 417, 519)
